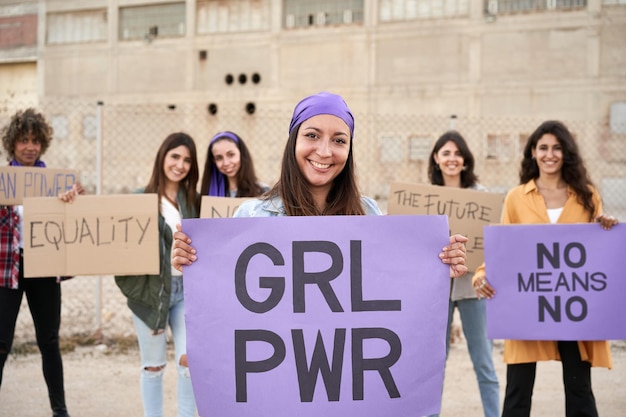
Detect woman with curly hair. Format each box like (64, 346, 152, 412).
(0, 108, 84, 417)
(474, 120, 619, 417)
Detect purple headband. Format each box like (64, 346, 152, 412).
(210, 131, 240, 144)
(288, 92, 354, 136)
(207, 131, 241, 196)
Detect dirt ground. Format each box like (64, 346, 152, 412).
(1, 336, 624, 417)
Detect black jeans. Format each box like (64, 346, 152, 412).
(0, 256, 67, 413)
(502, 341, 597, 417)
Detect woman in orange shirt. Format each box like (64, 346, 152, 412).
(474, 120, 618, 417)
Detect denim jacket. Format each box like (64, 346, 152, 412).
(233, 194, 382, 217)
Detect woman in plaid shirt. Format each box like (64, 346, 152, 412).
(0, 108, 83, 417)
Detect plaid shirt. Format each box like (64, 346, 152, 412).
(0, 205, 21, 290)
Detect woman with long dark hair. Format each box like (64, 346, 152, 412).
(200, 131, 268, 197)
(426, 130, 499, 417)
(116, 132, 200, 417)
(474, 120, 618, 417)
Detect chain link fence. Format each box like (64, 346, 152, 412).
(2, 98, 625, 344)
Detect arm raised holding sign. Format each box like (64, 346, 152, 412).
(473, 120, 619, 417)
(58, 182, 86, 203)
(172, 92, 468, 277)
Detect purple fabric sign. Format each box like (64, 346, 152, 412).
(484, 223, 626, 340)
(182, 215, 450, 417)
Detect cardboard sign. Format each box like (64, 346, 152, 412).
(183, 215, 451, 417)
(200, 195, 253, 218)
(387, 182, 504, 270)
(23, 194, 159, 277)
(484, 223, 626, 340)
(0, 166, 78, 205)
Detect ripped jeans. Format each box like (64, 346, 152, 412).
(132, 276, 196, 417)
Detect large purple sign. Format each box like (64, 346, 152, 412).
(182, 215, 450, 417)
(484, 223, 625, 340)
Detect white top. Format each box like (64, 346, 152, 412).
(547, 207, 563, 224)
(161, 197, 183, 277)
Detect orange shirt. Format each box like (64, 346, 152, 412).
(474, 179, 612, 368)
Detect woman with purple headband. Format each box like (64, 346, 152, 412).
(172, 91, 468, 277)
(200, 131, 269, 198)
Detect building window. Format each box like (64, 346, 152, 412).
(47, 9, 107, 44)
(486, 133, 515, 161)
(50, 115, 69, 139)
(283, 0, 364, 28)
(119, 3, 185, 41)
(408, 135, 432, 161)
(197, 0, 270, 34)
(380, 0, 469, 21)
(379, 134, 405, 163)
(83, 115, 98, 139)
(518, 133, 529, 154)
(485, 0, 587, 15)
(603, 0, 626, 4)
(610, 102, 626, 135)
(0, 12, 37, 49)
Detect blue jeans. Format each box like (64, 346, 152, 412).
(132, 276, 196, 417)
(428, 298, 500, 417)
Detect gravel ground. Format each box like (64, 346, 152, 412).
(1, 340, 625, 416)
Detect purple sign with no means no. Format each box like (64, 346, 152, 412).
(182, 214, 450, 417)
(484, 223, 626, 340)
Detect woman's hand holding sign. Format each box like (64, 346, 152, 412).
(172, 224, 196, 272)
(441, 234, 468, 278)
(474, 277, 496, 300)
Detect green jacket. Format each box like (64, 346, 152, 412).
(115, 188, 198, 332)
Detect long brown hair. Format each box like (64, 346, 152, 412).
(145, 132, 200, 214)
(428, 130, 478, 189)
(200, 132, 264, 197)
(520, 120, 595, 217)
(267, 125, 365, 216)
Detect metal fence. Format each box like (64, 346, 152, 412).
(3, 98, 625, 344)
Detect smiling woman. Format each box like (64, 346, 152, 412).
(426, 130, 500, 417)
(200, 131, 268, 198)
(114, 132, 200, 417)
(172, 92, 469, 279)
(295, 114, 351, 210)
(474, 120, 620, 417)
(0, 108, 82, 417)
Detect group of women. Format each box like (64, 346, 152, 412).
(111, 129, 270, 417)
(0, 91, 619, 417)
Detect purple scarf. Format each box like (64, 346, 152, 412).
(288, 92, 354, 136)
(10, 159, 46, 168)
(208, 132, 240, 196)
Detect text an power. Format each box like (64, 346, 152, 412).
(24, 171, 76, 197)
